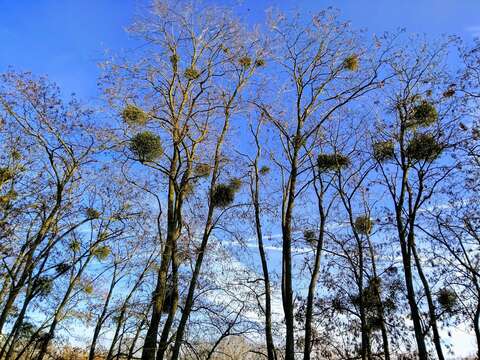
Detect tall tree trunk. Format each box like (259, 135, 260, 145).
(474, 301, 480, 360)
(251, 160, 276, 360)
(366, 236, 390, 360)
(393, 140, 428, 360)
(170, 107, 231, 360)
(88, 264, 118, 360)
(141, 149, 179, 360)
(0, 263, 30, 333)
(398, 237, 428, 360)
(303, 212, 325, 360)
(282, 144, 300, 360)
(169, 222, 211, 360)
(156, 246, 180, 360)
(411, 243, 445, 360)
(357, 244, 370, 360)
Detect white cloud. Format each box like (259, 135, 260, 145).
(466, 26, 480, 38)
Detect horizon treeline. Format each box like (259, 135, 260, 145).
(1, 1, 480, 359)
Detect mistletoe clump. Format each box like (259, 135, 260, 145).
(211, 179, 242, 208)
(406, 133, 443, 161)
(169, 54, 179, 66)
(255, 58, 266, 67)
(332, 297, 347, 313)
(92, 245, 111, 261)
(367, 315, 384, 331)
(443, 89, 455, 98)
(86, 207, 100, 220)
(437, 288, 457, 313)
(212, 184, 235, 208)
(229, 178, 242, 191)
(194, 163, 211, 178)
(130, 131, 164, 163)
(303, 229, 316, 243)
(184, 67, 200, 80)
(354, 215, 373, 235)
(182, 182, 195, 198)
(343, 55, 359, 71)
(0, 167, 13, 184)
(11, 149, 21, 161)
(0, 190, 17, 208)
(239, 56, 252, 68)
(122, 105, 148, 126)
(317, 153, 350, 171)
(55, 262, 70, 275)
(259, 165, 270, 175)
(373, 140, 395, 162)
(408, 101, 438, 128)
(36, 277, 53, 296)
(84, 283, 94, 295)
(70, 240, 80, 252)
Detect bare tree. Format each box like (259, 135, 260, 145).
(257, 10, 389, 359)
(372, 36, 462, 359)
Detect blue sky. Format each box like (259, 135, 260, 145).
(1, 1, 479, 356)
(0, 0, 479, 101)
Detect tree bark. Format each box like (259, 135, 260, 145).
(251, 159, 277, 360)
(411, 243, 445, 360)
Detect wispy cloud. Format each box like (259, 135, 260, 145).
(466, 26, 480, 38)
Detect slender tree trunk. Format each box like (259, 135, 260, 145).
(411, 243, 445, 360)
(398, 237, 428, 360)
(36, 257, 91, 360)
(170, 208, 213, 359)
(0, 268, 29, 333)
(170, 108, 232, 360)
(106, 261, 150, 360)
(282, 144, 300, 360)
(357, 245, 370, 360)
(474, 301, 480, 360)
(2, 246, 55, 360)
(2, 292, 31, 358)
(127, 317, 148, 360)
(251, 161, 276, 360)
(0, 198, 64, 333)
(88, 264, 118, 360)
(392, 145, 428, 359)
(106, 306, 126, 360)
(156, 246, 180, 360)
(366, 237, 390, 360)
(141, 149, 179, 360)
(303, 213, 325, 360)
